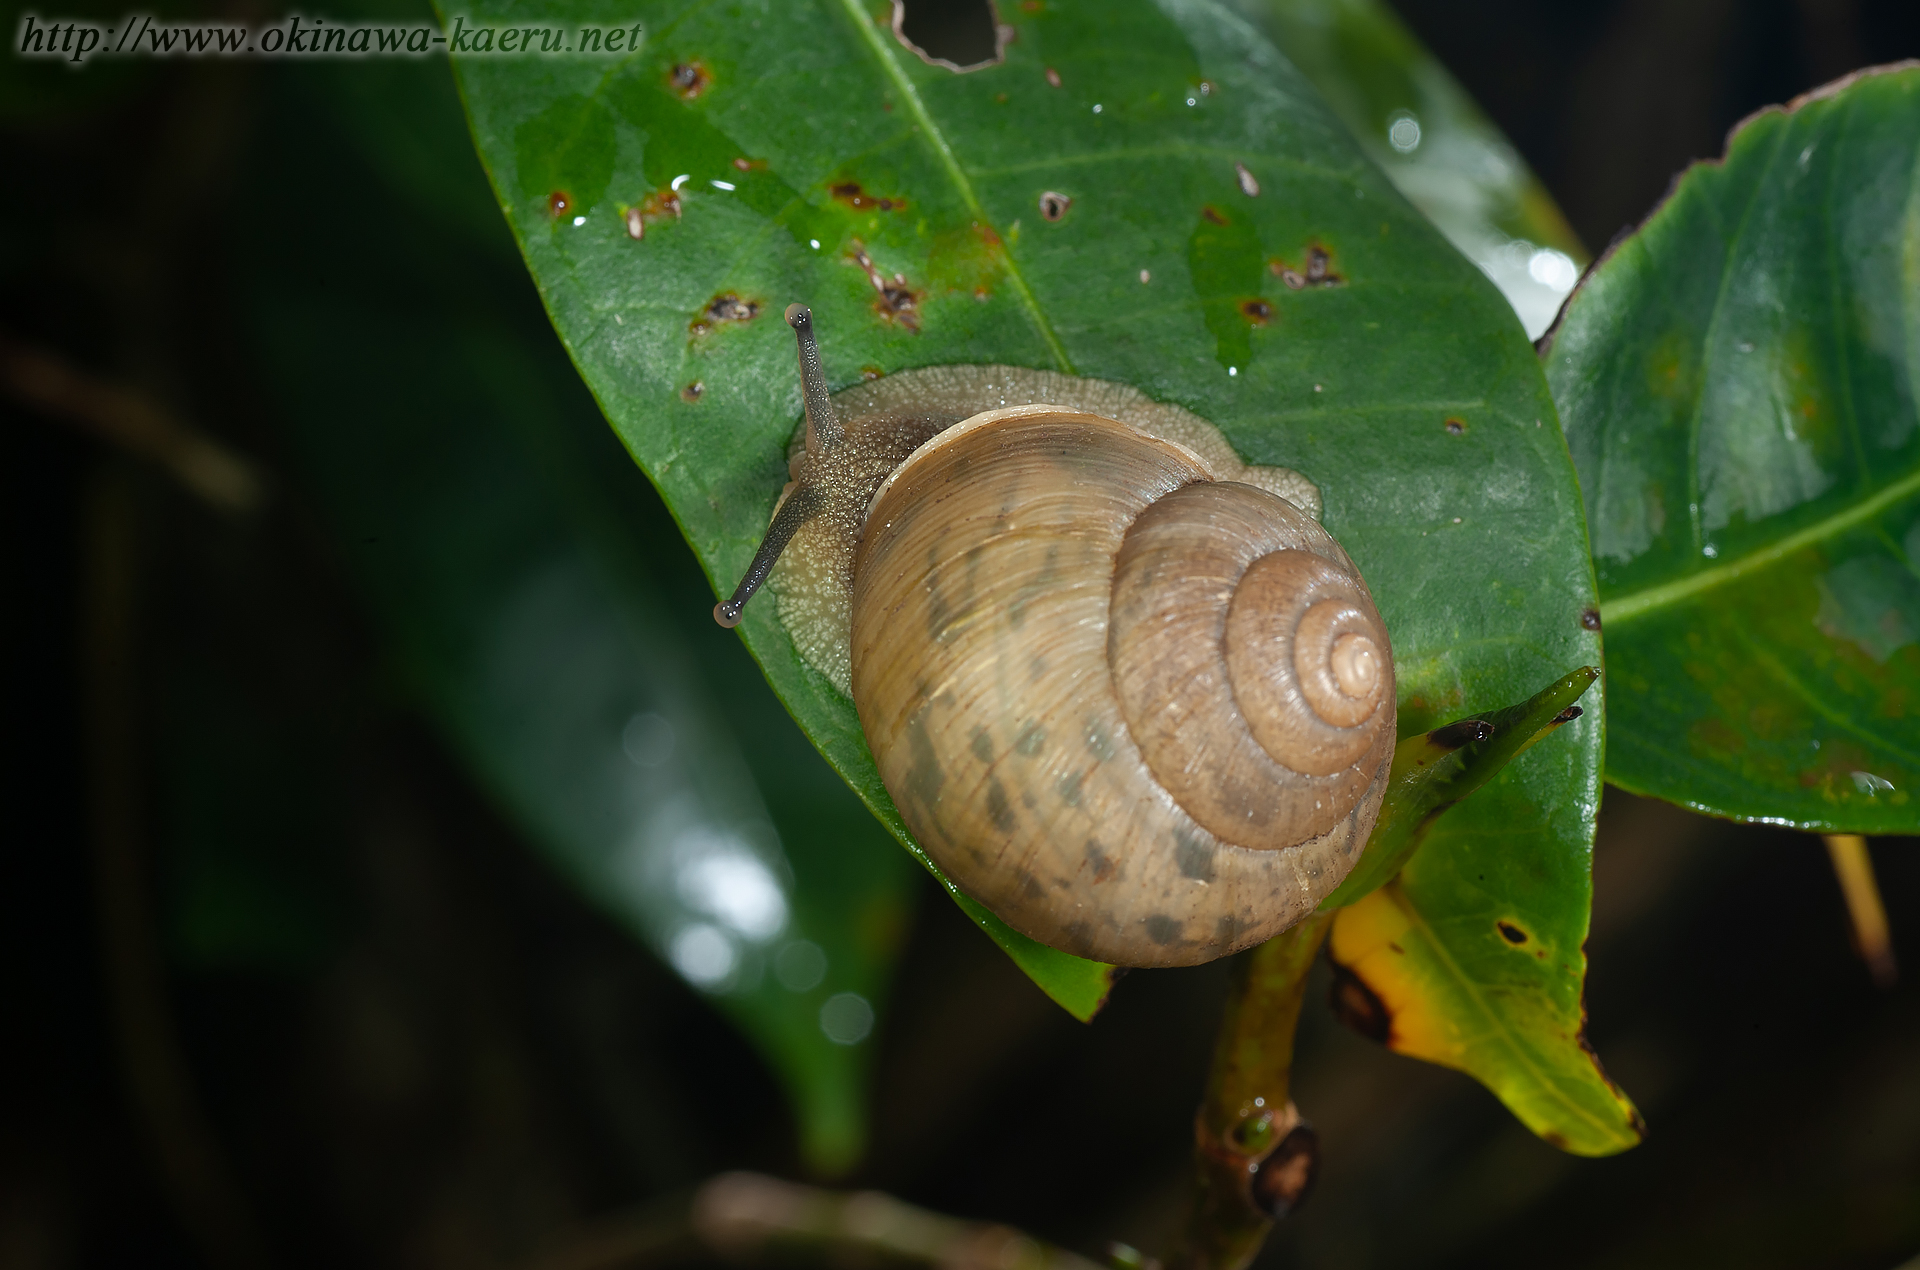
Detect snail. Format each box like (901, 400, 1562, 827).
(712, 305, 1395, 968)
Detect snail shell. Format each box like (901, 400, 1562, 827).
(715, 308, 1394, 968)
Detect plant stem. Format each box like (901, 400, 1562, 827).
(85, 466, 274, 1270)
(1823, 834, 1898, 989)
(1172, 912, 1334, 1270)
(1, 338, 263, 513)
(525, 1172, 1108, 1270)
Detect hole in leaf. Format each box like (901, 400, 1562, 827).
(892, 0, 1006, 72)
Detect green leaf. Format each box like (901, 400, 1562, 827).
(1547, 64, 1920, 832)
(1322, 669, 1636, 1157)
(1326, 815, 1645, 1155)
(1232, 0, 1588, 338)
(235, 46, 915, 1173)
(446, 0, 1600, 1005)
(1321, 666, 1598, 910)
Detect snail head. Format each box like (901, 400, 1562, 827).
(713, 306, 962, 630)
(713, 305, 842, 628)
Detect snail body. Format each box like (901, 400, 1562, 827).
(715, 307, 1395, 968)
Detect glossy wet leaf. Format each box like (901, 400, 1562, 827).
(236, 41, 914, 1171)
(1233, 0, 1587, 338)
(1548, 65, 1920, 832)
(1321, 666, 1598, 909)
(1326, 827, 1644, 1156)
(446, 0, 1600, 1010)
(1322, 666, 1635, 1156)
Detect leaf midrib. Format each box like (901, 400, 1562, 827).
(1601, 459, 1920, 625)
(832, 0, 1073, 374)
(1603, 91, 1920, 629)
(1383, 879, 1630, 1146)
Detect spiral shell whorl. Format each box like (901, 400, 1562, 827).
(1108, 483, 1394, 851)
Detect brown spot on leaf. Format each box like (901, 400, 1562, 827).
(860, 365, 884, 381)
(1328, 960, 1390, 1043)
(848, 241, 924, 332)
(1551, 705, 1584, 725)
(731, 156, 765, 172)
(680, 381, 704, 402)
(1581, 608, 1602, 631)
(1272, 243, 1345, 289)
(831, 181, 907, 212)
(1022, 0, 1041, 11)
(1497, 921, 1529, 945)
(1044, 65, 1062, 88)
(1240, 299, 1273, 326)
(1251, 1124, 1319, 1219)
(1427, 718, 1493, 750)
(1201, 204, 1229, 226)
(1038, 190, 1072, 221)
(1543, 1131, 1570, 1151)
(625, 187, 683, 243)
(547, 190, 571, 217)
(669, 61, 711, 100)
(690, 292, 761, 336)
(1444, 417, 1466, 435)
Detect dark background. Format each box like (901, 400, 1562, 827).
(5, 0, 1919, 1267)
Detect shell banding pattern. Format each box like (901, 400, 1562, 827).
(850, 406, 1394, 968)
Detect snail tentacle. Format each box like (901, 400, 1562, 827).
(714, 306, 853, 627)
(784, 303, 844, 449)
(713, 483, 822, 627)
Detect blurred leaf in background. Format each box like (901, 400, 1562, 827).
(223, 0, 917, 1171)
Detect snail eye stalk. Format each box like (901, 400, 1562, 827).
(713, 484, 822, 627)
(713, 304, 838, 628)
(786, 303, 843, 449)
